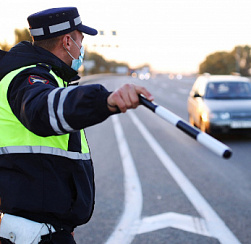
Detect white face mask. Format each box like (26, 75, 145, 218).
(64, 36, 84, 71)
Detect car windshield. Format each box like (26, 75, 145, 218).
(205, 81, 251, 99)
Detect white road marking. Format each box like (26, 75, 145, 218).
(127, 110, 241, 244)
(136, 212, 210, 237)
(105, 115, 143, 244)
(106, 112, 241, 244)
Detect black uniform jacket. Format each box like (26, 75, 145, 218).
(0, 41, 116, 231)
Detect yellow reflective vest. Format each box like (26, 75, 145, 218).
(0, 65, 90, 160)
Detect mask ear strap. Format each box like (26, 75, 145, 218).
(63, 44, 75, 60)
(70, 36, 81, 50)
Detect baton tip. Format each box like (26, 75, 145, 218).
(223, 149, 232, 159)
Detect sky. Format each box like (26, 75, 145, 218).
(0, 0, 251, 73)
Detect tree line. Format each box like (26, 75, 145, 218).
(199, 45, 251, 76)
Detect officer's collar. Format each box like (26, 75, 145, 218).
(32, 43, 80, 82)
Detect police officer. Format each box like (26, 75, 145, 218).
(0, 7, 153, 244)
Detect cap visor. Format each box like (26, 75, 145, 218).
(77, 24, 98, 36)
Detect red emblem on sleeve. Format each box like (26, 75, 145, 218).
(28, 75, 49, 85)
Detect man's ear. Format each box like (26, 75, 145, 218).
(62, 34, 72, 51)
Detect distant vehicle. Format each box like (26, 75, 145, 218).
(130, 67, 151, 80)
(187, 74, 251, 135)
(138, 67, 151, 80)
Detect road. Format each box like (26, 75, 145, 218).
(74, 74, 251, 244)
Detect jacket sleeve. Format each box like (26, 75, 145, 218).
(7, 66, 117, 137)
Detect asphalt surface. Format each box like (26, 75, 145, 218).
(74, 74, 251, 244)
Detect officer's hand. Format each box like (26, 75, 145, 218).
(107, 84, 154, 113)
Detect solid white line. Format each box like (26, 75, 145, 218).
(105, 115, 143, 244)
(127, 110, 241, 244)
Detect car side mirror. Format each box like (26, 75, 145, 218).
(193, 92, 201, 98)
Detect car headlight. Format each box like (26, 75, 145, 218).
(201, 112, 209, 122)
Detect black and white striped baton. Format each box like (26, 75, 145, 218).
(139, 95, 232, 159)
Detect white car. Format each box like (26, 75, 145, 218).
(187, 74, 251, 135)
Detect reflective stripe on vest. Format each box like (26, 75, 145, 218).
(0, 65, 89, 159)
(0, 146, 90, 160)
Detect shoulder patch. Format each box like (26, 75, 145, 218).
(28, 75, 49, 85)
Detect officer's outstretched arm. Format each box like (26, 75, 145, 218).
(107, 84, 154, 113)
